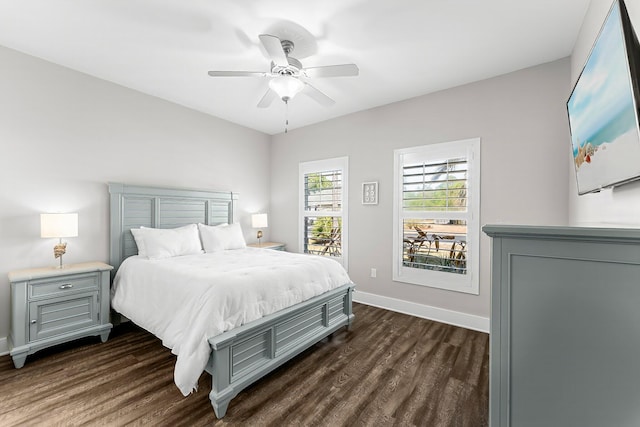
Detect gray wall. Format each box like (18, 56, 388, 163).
(0, 45, 573, 349)
(270, 58, 571, 321)
(568, 0, 640, 226)
(0, 46, 271, 351)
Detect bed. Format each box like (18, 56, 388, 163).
(108, 183, 355, 418)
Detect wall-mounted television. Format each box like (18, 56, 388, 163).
(567, 0, 640, 195)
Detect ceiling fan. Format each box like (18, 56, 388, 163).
(208, 34, 359, 108)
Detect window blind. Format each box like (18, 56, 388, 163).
(401, 157, 469, 274)
(302, 169, 343, 258)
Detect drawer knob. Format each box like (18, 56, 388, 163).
(30, 320, 37, 324)
(59, 284, 73, 289)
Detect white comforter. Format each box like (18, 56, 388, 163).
(111, 248, 352, 396)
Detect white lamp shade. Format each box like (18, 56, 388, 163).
(251, 213, 268, 228)
(269, 75, 304, 100)
(41, 213, 78, 238)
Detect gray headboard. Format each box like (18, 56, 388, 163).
(109, 182, 238, 272)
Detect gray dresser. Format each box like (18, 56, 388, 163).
(8, 261, 113, 368)
(483, 225, 640, 427)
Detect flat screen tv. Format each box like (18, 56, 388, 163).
(567, 0, 640, 195)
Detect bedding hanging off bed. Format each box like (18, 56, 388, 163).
(111, 247, 352, 396)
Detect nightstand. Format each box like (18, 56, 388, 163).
(248, 242, 286, 251)
(8, 261, 113, 368)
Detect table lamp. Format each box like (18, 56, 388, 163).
(251, 213, 268, 247)
(41, 213, 78, 268)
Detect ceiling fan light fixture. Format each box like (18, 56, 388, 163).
(269, 75, 304, 101)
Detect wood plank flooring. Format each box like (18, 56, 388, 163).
(0, 303, 489, 426)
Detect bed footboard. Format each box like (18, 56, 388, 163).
(206, 284, 355, 418)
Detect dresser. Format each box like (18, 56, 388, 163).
(483, 225, 640, 427)
(248, 242, 286, 251)
(8, 261, 113, 368)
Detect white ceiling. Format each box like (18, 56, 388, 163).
(0, 0, 590, 135)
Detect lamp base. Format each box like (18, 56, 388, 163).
(54, 240, 67, 268)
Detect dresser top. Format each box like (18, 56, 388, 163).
(483, 224, 640, 242)
(8, 262, 113, 282)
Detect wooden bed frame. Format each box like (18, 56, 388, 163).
(108, 183, 355, 418)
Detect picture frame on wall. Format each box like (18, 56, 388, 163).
(362, 181, 378, 205)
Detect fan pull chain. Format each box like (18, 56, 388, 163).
(284, 99, 289, 134)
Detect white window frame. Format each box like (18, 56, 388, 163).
(392, 138, 480, 294)
(299, 156, 349, 270)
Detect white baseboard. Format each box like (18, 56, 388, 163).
(353, 291, 489, 333)
(0, 336, 8, 356)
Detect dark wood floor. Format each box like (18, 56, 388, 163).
(0, 303, 489, 426)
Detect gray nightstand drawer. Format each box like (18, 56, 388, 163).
(29, 273, 99, 300)
(29, 292, 98, 341)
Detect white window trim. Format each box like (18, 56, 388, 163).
(392, 138, 480, 294)
(299, 156, 349, 270)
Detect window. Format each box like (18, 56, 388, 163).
(393, 138, 480, 294)
(299, 156, 348, 269)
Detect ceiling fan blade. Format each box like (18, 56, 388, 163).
(304, 64, 359, 78)
(258, 34, 289, 67)
(302, 83, 335, 107)
(208, 71, 267, 77)
(257, 88, 277, 108)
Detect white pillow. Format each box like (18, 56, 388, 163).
(130, 224, 203, 259)
(130, 227, 147, 257)
(198, 222, 246, 252)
